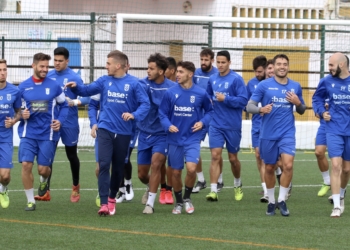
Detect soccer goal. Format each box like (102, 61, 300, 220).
(111, 13, 350, 150)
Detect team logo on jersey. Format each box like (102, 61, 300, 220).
(190, 95, 195, 103)
(290, 89, 295, 93)
(332, 83, 335, 88)
(348, 85, 350, 92)
(124, 84, 130, 91)
(109, 82, 112, 86)
(254, 85, 257, 89)
(63, 78, 68, 85)
(197, 78, 199, 83)
(175, 94, 179, 98)
(213, 81, 216, 85)
(0, 96, 2, 100)
(7, 94, 11, 101)
(224, 82, 229, 89)
(341, 86, 346, 91)
(46, 88, 50, 95)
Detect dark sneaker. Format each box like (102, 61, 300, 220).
(278, 201, 290, 216)
(217, 182, 224, 193)
(25, 202, 36, 211)
(38, 182, 49, 197)
(192, 180, 207, 193)
(266, 203, 277, 216)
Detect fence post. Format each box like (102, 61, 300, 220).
(1, 36, 4, 59)
(320, 25, 325, 79)
(90, 12, 96, 83)
(208, 17, 212, 48)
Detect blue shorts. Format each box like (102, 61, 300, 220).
(94, 137, 98, 162)
(260, 136, 296, 165)
(130, 130, 139, 149)
(315, 124, 326, 146)
(327, 133, 350, 160)
(168, 144, 200, 170)
(201, 127, 208, 141)
(251, 129, 260, 148)
(209, 126, 241, 153)
(0, 142, 14, 168)
(60, 126, 79, 146)
(137, 132, 167, 165)
(18, 138, 56, 166)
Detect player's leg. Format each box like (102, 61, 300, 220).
(94, 138, 100, 207)
(108, 134, 130, 215)
(165, 164, 174, 204)
(226, 129, 243, 201)
(182, 144, 200, 214)
(0, 143, 13, 209)
(338, 137, 350, 214)
(193, 129, 207, 193)
(168, 144, 185, 214)
(315, 145, 330, 196)
(96, 128, 114, 215)
(159, 162, 167, 204)
(137, 147, 151, 205)
(327, 133, 344, 217)
(123, 147, 134, 201)
(143, 151, 166, 213)
(315, 125, 330, 197)
(260, 138, 279, 216)
(36, 140, 55, 199)
(19, 138, 38, 211)
(206, 126, 224, 201)
(255, 147, 267, 202)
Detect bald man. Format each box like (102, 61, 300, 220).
(313, 52, 350, 218)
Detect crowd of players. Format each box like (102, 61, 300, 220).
(0, 47, 349, 218)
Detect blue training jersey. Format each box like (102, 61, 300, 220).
(0, 82, 22, 143)
(247, 77, 263, 133)
(159, 83, 213, 146)
(137, 77, 176, 135)
(73, 74, 150, 135)
(18, 76, 69, 141)
(312, 75, 350, 136)
(250, 77, 305, 140)
(207, 70, 248, 130)
(47, 67, 84, 128)
(193, 67, 219, 90)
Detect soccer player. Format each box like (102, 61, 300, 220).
(137, 53, 176, 214)
(265, 59, 275, 78)
(312, 52, 350, 217)
(18, 53, 69, 211)
(246, 55, 268, 202)
(165, 57, 177, 82)
(247, 54, 306, 216)
(205, 51, 248, 202)
(65, 50, 150, 216)
(159, 61, 213, 214)
(192, 48, 222, 194)
(34, 47, 85, 203)
(0, 59, 22, 209)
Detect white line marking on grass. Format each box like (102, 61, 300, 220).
(54, 159, 318, 163)
(8, 184, 323, 192)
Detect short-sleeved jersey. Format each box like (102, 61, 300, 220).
(159, 83, 213, 146)
(73, 74, 150, 135)
(313, 75, 350, 136)
(0, 82, 22, 142)
(18, 76, 69, 141)
(207, 71, 248, 130)
(137, 77, 176, 135)
(47, 67, 84, 128)
(250, 77, 305, 140)
(246, 77, 263, 132)
(193, 67, 219, 90)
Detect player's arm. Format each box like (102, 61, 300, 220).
(312, 79, 328, 119)
(65, 77, 104, 97)
(246, 82, 272, 114)
(222, 77, 248, 108)
(158, 92, 177, 132)
(88, 95, 100, 138)
(5, 91, 23, 128)
(52, 87, 69, 131)
(126, 82, 150, 122)
(200, 92, 214, 128)
(206, 77, 214, 98)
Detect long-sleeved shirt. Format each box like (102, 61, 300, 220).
(159, 83, 213, 146)
(18, 76, 69, 141)
(312, 75, 350, 136)
(0, 82, 22, 142)
(72, 74, 150, 135)
(207, 70, 248, 130)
